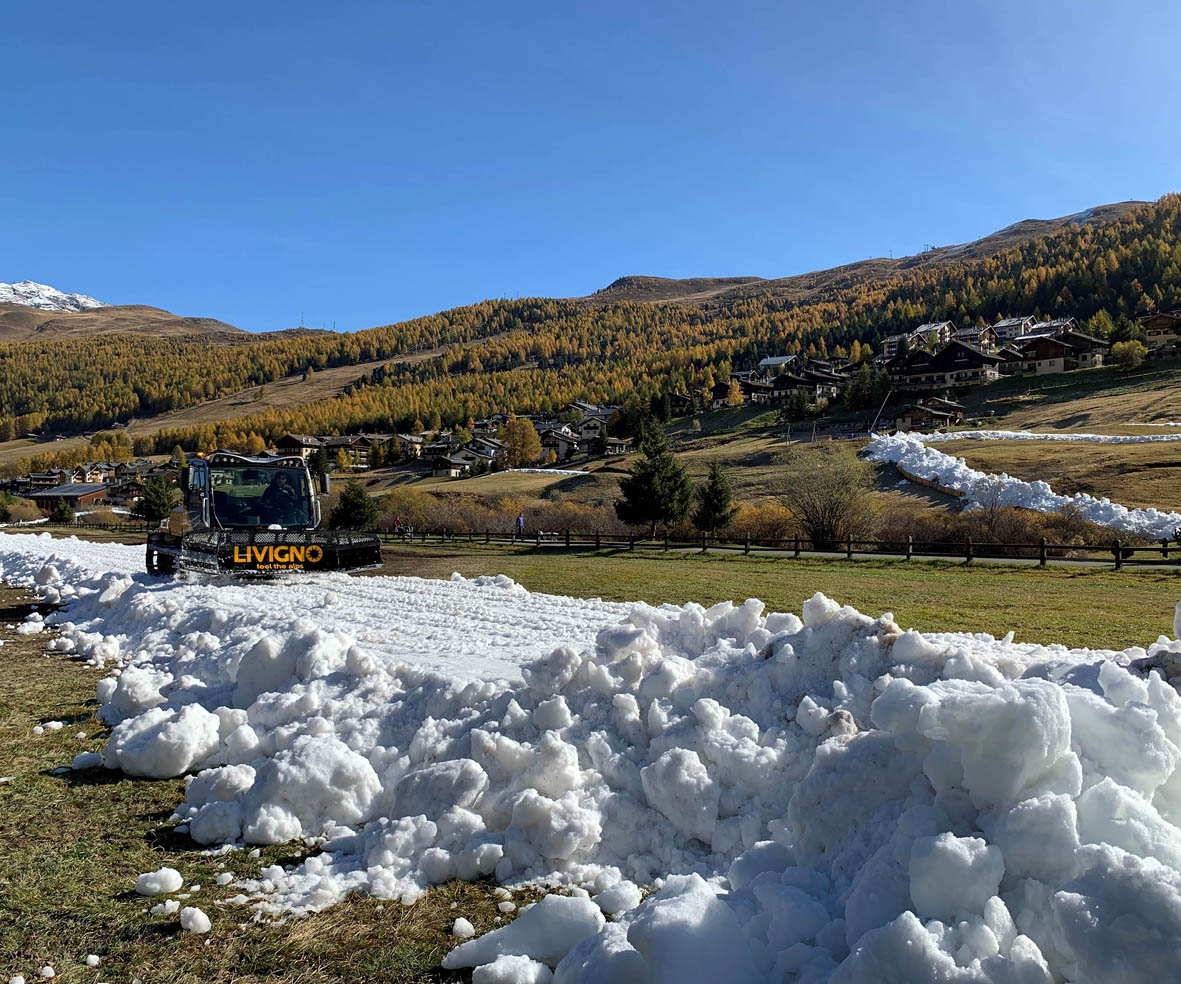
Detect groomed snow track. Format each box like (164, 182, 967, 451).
(4, 531, 1181, 983)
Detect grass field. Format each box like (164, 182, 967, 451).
(371, 544, 1178, 650)
(0, 585, 541, 984)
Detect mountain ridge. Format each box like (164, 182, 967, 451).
(585, 200, 1149, 305)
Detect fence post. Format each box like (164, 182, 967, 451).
(565, 529, 571, 549)
(595, 531, 601, 550)
(629, 535, 635, 551)
(965, 537, 973, 564)
(1162, 538, 1170, 562)
(905, 535, 912, 561)
(744, 535, 750, 555)
(536, 531, 541, 547)
(702, 533, 708, 554)
(485, 531, 490, 544)
(794, 535, 801, 559)
(664, 534, 669, 552)
(846, 535, 853, 561)
(1114, 539, 1122, 571)
(1039, 537, 1047, 567)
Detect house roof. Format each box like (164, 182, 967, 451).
(993, 316, 1034, 328)
(278, 433, 323, 447)
(914, 321, 954, 332)
(758, 355, 796, 368)
(31, 483, 107, 498)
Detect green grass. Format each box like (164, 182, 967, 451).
(0, 586, 534, 984)
(374, 544, 1181, 650)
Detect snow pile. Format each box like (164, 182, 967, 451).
(504, 468, 589, 477)
(5, 533, 1181, 982)
(921, 429, 1181, 445)
(0, 280, 105, 312)
(866, 432, 1181, 539)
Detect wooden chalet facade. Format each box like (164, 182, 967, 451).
(890, 340, 1002, 391)
(992, 316, 1037, 341)
(1139, 310, 1181, 351)
(31, 483, 108, 511)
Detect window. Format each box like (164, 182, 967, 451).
(209, 467, 310, 527)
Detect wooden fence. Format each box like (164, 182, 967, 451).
(50, 521, 1180, 570)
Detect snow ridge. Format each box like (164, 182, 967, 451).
(0, 280, 105, 312)
(865, 432, 1181, 539)
(921, 429, 1181, 445)
(5, 532, 1181, 982)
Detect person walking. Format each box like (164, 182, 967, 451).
(516, 512, 525, 536)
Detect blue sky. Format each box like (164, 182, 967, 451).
(2, 1, 1177, 333)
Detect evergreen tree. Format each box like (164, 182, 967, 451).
(132, 477, 179, 522)
(778, 390, 811, 424)
(311, 446, 330, 476)
(49, 499, 75, 525)
(368, 442, 385, 469)
(173, 445, 187, 468)
(692, 461, 736, 532)
(328, 480, 379, 530)
(615, 428, 694, 536)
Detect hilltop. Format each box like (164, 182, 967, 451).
(586, 201, 1146, 304)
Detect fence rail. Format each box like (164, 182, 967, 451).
(45, 521, 1181, 570)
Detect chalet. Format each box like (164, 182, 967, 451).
(114, 460, 153, 481)
(468, 436, 506, 460)
(1012, 332, 1109, 375)
(1030, 317, 1078, 336)
(669, 392, 694, 416)
(28, 469, 72, 491)
(890, 340, 1003, 391)
(923, 397, 965, 423)
(757, 355, 797, 374)
(769, 373, 821, 404)
(996, 346, 1026, 375)
(422, 441, 452, 459)
(275, 434, 323, 460)
(432, 455, 470, 478)
(1057, 331, 1109, 368)
(31, 483, 107, 512)
(396, 434, 425, 458)
(913, 321, 954, 347)
(605, 436, 633, 456)
(951, 325, 998, 353)
(883, 322, 952, 358)
(710, 381, 733, 410)
(106, 479, 145, 506)
(576, 415, 610, 442)
(1139, 310, 1181, 351)
(992, 316, 1037, 341)
(538, 424, 580, 462)
(739, 377, 776, 405)
(798, 367, 846, 398)
(895, 404, 958, 432)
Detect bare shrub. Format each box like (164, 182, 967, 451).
(776, 445, 877, 548)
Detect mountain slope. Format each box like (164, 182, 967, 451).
(0, 280, 105, 312)
(0, 303, 250, 344)
(586, 201, 1148, 305)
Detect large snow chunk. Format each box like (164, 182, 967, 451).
(472, 955, 553, 984)
(241, 735, 381, 843)
(135, 866, 183, 896)
(442, 895, 605, 970)
(986, 793, 1081, 882)
(106, 705, 220, 778)
(639, 748, 719, 845)
(393, 759, 489, 817)
(908, 833, 1004, 920)
(925, 679, 1073, 809)
(553, 923, 645, 984)
(179, 906, 211, 933)
(625, 874, 761, 984)
(1052, 851, 1181, 982)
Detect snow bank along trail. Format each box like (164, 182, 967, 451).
(921, 429, 1181, 445)
(6, 532, 1181, 983)
(866, 431, 1181, 539)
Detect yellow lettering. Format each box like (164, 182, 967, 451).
(233, 546, 247, 563)
(274, 546, 289, 563)
(290, 546, 305, 563)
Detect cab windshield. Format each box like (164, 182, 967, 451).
(209, 466, 311, 528)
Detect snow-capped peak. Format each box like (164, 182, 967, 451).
(0, 280, 105, 312)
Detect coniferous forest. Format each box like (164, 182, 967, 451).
(1, 195, 1178, 462)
